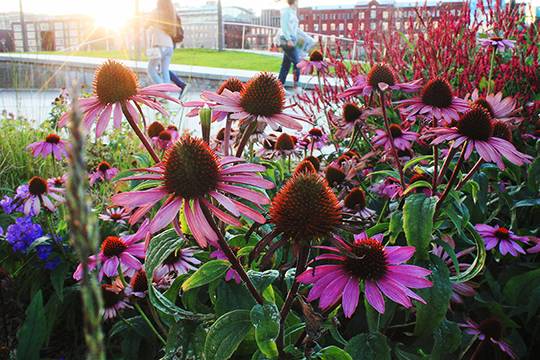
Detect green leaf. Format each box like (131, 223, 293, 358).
(414, 256, 452, 337)
(403, 155, 432, 172)
(248, 270, 280, 293)
(50, 262, 68, 300)
(320, 346, 353, 360)
(344, 333, 391, 360)
(250, 304, 280, 358)
(403, 194, 437, 260)
(450, 223, 486, 284)
(204, 310, 253, 360)
(503, 267, 540, 305)
(17, 291, 47, 360)
(432, 320, 462, 358)
(513, 198, 540, 209)
(182, 260, 231, 291)
(403, 180, 432, 195)
(388, 211, 403, 244)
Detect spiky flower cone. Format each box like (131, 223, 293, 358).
(270, 172, 341, 243)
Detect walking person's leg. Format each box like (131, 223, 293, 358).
(160, 47, 173, 84)
(169, 71, 186, 89)
(278, 46, 294, 85)
(147, 57, 163, 84)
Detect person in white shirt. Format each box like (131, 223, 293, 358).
(146, 0, 177, 85)
(278, 0, 301, 88)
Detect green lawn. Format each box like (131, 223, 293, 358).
(40, 48, 282, 72)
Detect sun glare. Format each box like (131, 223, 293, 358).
(89, 1, 133, 31)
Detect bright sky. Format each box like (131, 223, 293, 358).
(1, 0, 538, 28)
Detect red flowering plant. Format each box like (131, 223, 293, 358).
(1, 4, 540, 359)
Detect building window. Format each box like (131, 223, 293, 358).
(314, 24, 319, 32)
(370, 22, 376, 30)
(360, 23, 364, 30)
(347, 23, 353, 31)
(370, 10, 376, 19)
(339, 23, 344, 31)
(359, 12, 364, 19)
(396, 22, 401, 29)
(382, 22, 388, 30)
(322, 23, 327, 31)
(300, 24, 304, 30)
(330, 23, 335, 31)
(383, 11, 388, 19)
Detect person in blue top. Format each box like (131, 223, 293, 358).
(278, 0, 301, 90)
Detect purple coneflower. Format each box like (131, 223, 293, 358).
(475, 224, 528, 256)
(73, 221, 148, 281)
(102, 279, 132, 320)
(342, 188, 375, 219)
(99, 207, 131, 224)
(297, 49, 329, 75)
(154, 247, 201, 279)
(112, 135, 273, 248)
(20, 176, 64, 215)
(372, 124, 418, 152)
(183, 77, 245, 123)
(396, 78, 469, 125)
(27, 133, 69, 160)
(331, 102, 380, 139)
(461, 317, 516, 359)
(338, 64, 421, 98)
(428, 106, 532, 170)
(47, 174, 68, 189)
(479, 36, 516, 51)
(58, 60, 180, 136)
(298, 232, 432, 316)
(89, 161, 119, 186)
(202, 72, 308, 131)
(124, 269, 149, 298)
(371, 177, 402, 199)
(469, 89, 521, 124)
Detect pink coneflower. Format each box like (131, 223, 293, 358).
(58, 60, 180, 137)
(468, 89, 521, 124)
(89, 161, 119, 186)
(338, 64, 421, 98)
(154, 247, 201, 279)
(297, 49, 330, 75)
(166, 124, 179, 141)
(298, 232, 432, 316)
(183, 77, 245, 123)
(99, 207, 131, 224)
(396, 78, 469, 125)
(461, 318, 516, 359)
(479, 36, 516, 51)
(371, 177, 402, 199)
(20, 176, 64, 215)
(124, 269, 148, 298)
(271, 133, 298, 157)
(47, 174, 68, 188)
(373, 124, 418, 151)
(342, 188, 375, 219)
(210, 247, 241, 284)
(298, 128, 329, 152)
(527, 237, 540, 254)
(27, 133, 69, 160)
(429, 106, 532, 170)
(332, 103, 380, 139)
(73, 221, 148, 281)
(202, 72, 308, 131)
(475, 224, 528, 256)
(102, 279, 132, 320)
(112, 135, 273, 248)
(152, 130, 174, 150)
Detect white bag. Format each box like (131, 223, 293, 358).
(146, 47, 161, 60)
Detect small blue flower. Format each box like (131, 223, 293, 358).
(6, 216, 43, 252)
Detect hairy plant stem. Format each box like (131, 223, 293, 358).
(379, 92, 405, 188)
(200, 204, 264, 304)
(121, 102, 160, 163)
(223, 116, 232, 156)
(487, 48, 496, 94)
(436, 146, 458, 186)
(65, 96, 105, 360)
(431, 116, 439, 189)
(235, 120, 258, 158)
(277, 245, 310, 355)
(435, 142, 468, 214)
(456, 159, 483, 190)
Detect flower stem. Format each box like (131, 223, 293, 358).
(200, 204, 264, 305)
(436, 146, 458, 186)
(277, 245, 310, 355)
(431, 116, 439, 190)
(235, 120, 257, 158)
(456, 159, 483, 191)
(121, 102, 160, 163)
(435, 142, 467, 214)
(223, 116, 232, 156)
(379, 92, 405, 188)
(134, 302, 167, 345)
(486, 48, 496, 94)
